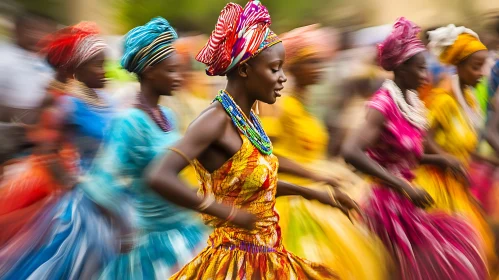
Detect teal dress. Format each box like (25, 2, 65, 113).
(81, 107, 207, 279)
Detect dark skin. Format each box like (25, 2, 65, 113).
(342, 53, 436, 208)
(147, 43, 360, 230)
(111, 52, 183, 253)
(424, 50, 489, 182)
(74, 51, 107, 89)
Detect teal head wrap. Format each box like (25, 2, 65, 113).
(121, 17, 178, 74)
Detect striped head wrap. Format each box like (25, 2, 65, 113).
(378, 17, 426, 71)
(121, 17, 178, 74)
(428, 24, 487, 66)
(42, 21, 106, 70)
(196, 0, 281, 76)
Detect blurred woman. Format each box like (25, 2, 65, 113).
(0, 22, 119, 280)
(414, 24, 498, 276)
(260, 24, 389, 280)
(81, 17, 208, 279)
(342, 17, 488, 280)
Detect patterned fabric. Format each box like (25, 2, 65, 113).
(280, 24, 334, 67)
(378, 17, 426, 71)
(42, 21, 106, 70)
(80, 107, 207, 279)
(414, 81, 499, 275)
(428, 24, 487, 66)
(196, 0, 281, 76)
(171, 134, 338, 279)
(262, 96, 390, 280)
(364, 88, 487, 280)
(121, 17, 178, 74)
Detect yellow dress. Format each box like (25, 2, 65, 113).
(260, 96, 390, 280)
(171, 134, 338, 279)
(413, 86, 498, 276)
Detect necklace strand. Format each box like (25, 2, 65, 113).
(383, 79, 428, 130)
(214, 90, 272, 155)
(136, 94, 172, 132)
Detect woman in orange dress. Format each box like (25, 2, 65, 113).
(146, 1, 359, 279)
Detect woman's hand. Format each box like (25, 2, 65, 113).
(314, 188, 361, 221)
(439, 155, 470, 185)
(399, 180, 434, 209)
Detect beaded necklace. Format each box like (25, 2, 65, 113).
(69, 80, 108, 108)
(214, 90, 272, 155)
(136, 93, 172, 132)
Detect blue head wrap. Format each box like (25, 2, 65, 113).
(121, 17, 178, 74)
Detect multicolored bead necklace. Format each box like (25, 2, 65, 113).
(136, 93, 172, 132)
(214, 90, 272, 155)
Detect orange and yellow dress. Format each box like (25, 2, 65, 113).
(260, 95, 390, 280)
(171, 134, 338, 279)
(414, 81, 498, 276)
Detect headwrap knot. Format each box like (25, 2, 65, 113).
(378, 17, 426, 71)
(428, 24, 487, 65)
(196, 0, 280, 76)
(121, 17, 178, 74)
(42, 21, 106, 70)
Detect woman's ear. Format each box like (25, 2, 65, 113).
(238, 62, 250, 78)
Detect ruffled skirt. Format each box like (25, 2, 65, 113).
(365, 186, 487, 280)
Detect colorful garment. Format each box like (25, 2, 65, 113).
(0, 23, 120, 279)
(171, 133, 338, 279)
(365, 88, 487, 280)
(77, 107, 207, 279)
(418, 25, 499, 275)
(262, 96, 389, 280)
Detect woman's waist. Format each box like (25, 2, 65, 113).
(207, 224, 283, 251)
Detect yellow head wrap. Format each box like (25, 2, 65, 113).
(428, 24, 487, 65)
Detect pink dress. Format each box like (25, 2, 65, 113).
(363, 89, 487, 280)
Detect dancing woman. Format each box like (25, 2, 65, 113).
(260, 25, 389, 280)
(80, 18, 208, 279)
(0, 22, 118, 280)
(147, 1, 358, 279)
(414, 24, 498, 275)
(342, 17, 488, 280)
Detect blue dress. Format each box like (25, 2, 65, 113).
(80, 107, 207, 279)
(0, 91, 118, 280)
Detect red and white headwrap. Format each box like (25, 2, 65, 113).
(378, 17, 426, 71)
(196, 0, 281, 76)
(42, 21, 106, 70)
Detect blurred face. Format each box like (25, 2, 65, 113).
(16, 18, 55, 52)
(75, 51, 106, 89)
(242, 43, 287, 104)
(291, 55, 324, 87)
(457, 50, 487, 87)
(142, 52, 183, 96)
(398, 52, 428, 90)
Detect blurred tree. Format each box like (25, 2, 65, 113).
(113, 0, 368, 34)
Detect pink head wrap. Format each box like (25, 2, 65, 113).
(378, 17, 426, 71)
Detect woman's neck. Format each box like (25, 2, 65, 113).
(393, 76, 410, 103)
(225, 82, 256, 118)
(458, 76, 468, 94)
(140, 83, 160, 107)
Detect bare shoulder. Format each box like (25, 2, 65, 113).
(185, 102, 231, 141)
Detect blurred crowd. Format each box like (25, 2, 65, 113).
(0, 4, 499, 279)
